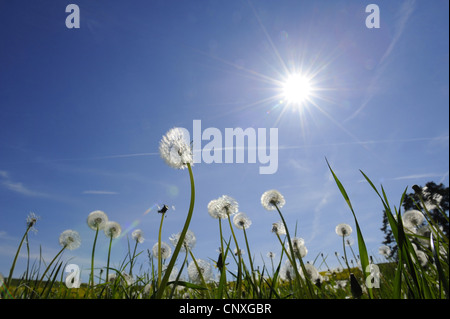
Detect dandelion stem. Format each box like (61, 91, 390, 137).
(6, 224, 32, 288)
(342, 236, 352, 272)
(156, 163, 195, 299)
(242, 226, 259, 297)
(89, 227, 99, 287)
(227, 214, 242, 298)
(129, 239, 138, 276)
(106, 235, 113, 284)
(273, 204, 304, 293)
(157, 211, 166, 287)
(217, 217, 227, 299)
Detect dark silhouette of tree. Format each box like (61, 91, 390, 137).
(380, 182, 449, 260)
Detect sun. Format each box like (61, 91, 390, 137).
(282, 73, 313, 106)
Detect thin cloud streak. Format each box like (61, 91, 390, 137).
(278, 135, 449, 150)
(345, 0, 416, 122)
(82, 190, 119, 195)
(0, 170, 52, 198)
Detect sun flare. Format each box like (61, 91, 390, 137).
(282, 74, 313, 106)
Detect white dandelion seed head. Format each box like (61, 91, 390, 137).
(261, 189, 285, 211)
(421, 187, 443, 210)
(233, 212, 252, 230)
(415, 250, 428, 267)
(335, 223, 353, 237)
(286, 237, 307, 258)
(107, 273, 117, 282)
(121, 271, 135, 286)
(279, 260, 300, 281)
(402, 210, 425, 230)
(345, 237, 355, 246)
(152, 241, 172, 260)
(334, 280, 347, 289)
(301, 263, 320, 283)
(267, 252, 276, 259)
(87, 210, 108, 230)
(234, 248, 245, 256)
(161, 265, 180, 282)
(132, 229, 145, 244)
(26, 212, 40, 234)
(104, 221, 122, 239)
(378, 245, 391, 257)
(207, 199, 222, 219)
(211, 195, 239, 218)
(59, 229, 81, 250)
(271, 221, 286, 235)
(187, 259, 213, 284)
(159, 127, 193, 169)
(169, 229, 196, 251)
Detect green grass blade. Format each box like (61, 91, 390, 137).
(430, 233, 449, 298)
(326, 160, 373, 299)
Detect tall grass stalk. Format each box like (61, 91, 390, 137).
(34, 246, 66, 295)
(327, 160, 373, 299)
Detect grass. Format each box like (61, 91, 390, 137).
(1, 157, 448, 300)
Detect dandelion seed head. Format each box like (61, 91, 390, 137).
(402, 210, 425, 230)
(234, 248, 245, 256)
(26, 212, 40, 233)
(267, 252, 276, 259)
(271, 221, 286, 235)
(169, 229, 196, 251)
(121, 271, 135, 286)
(279, 260, 300, 281)
(415, 250, 428, 267)
(59, 229, 81, 250)
(207, 199, 222, 219)
(187, 259, 212, 284)
(335, 223, 352, 237)
(233, 212, 252, 230)
(152, 241, 172, 260)
(159, 127, 193, 169)
(301, 263, 320, 283)
(87, 210, 108, 230)
(107, 273, 117, 282)
(104, 221, 122, 239)
(345, 237, 354, 246)
(261, 189, 285, 211)
(132, 229, 145, 244)
(286, 237, 308, 258)
(378, 245, 391, 257)
(210, 195, 239, 218)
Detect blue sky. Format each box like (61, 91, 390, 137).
(0, 0, 448, 283)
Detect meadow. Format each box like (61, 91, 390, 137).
(1, 127, 448, 300)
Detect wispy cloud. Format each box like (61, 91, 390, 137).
(279, 135, 449, 150)
(0, 170, 51, 198)
(392, 173, 446, 181)
(358, 172, 447, 183)
(345, 0, 416, 122)
(82, 190, 119, 195)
